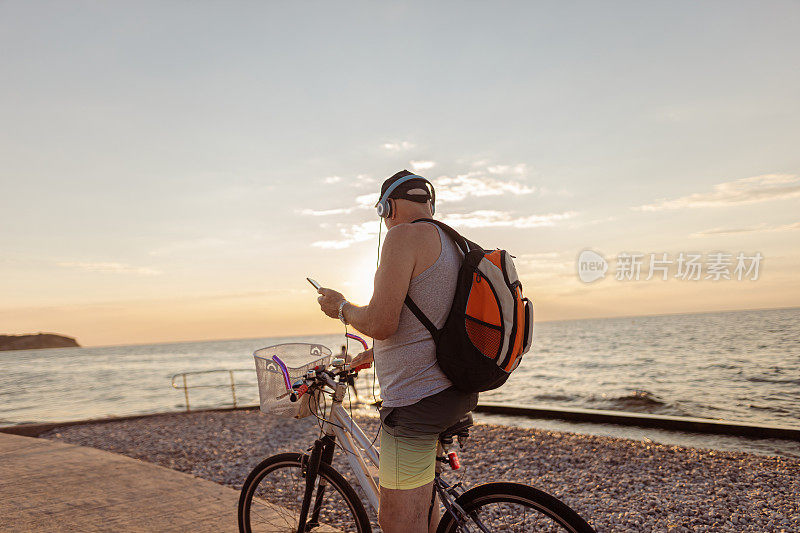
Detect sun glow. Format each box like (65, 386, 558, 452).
(342, 248, 380, 306)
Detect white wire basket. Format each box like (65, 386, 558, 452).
(253, 343, 332, 419)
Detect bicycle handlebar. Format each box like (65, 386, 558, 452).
(289, 382, 309, 402)
(287, 358, 373, 402)
(289, 364, 356, 402)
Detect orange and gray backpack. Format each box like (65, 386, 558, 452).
(405, 218, 534, 392)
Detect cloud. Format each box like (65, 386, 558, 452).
(318, 164, 536, 213)
(636, 174, 800, 211)
(516, 252, 562, 262)
(312, 221, 379, 249)
(351, 174, 377, 187)
(311, 210, 574, 249)
(410, 160, 436, 171)
(149, 237, 228, 256)
(690, 221, 800, 238)
(509, 252, 576, 285)
(58, 262, 161, 275)
(538, 186, 574, 198)
(567, 215, 617, 228)
(486, 164, 527, 176)
(441, 210, 576, 229)
(383, 141, 415, 152)
(312, 240, 353, 250)
(322, 173, 375, 188)
(298, 207, 354, 216)
(307, 162, 539, 222)
(355, 192, 379, 208)
(433, 171, 536, 203)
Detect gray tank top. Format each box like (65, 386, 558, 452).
(374, 221, 462, 407)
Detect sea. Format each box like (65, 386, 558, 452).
(2, 307, 798, 457)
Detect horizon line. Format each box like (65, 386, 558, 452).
(16, 303, 798, 350)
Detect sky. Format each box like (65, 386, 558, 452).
(1, 1, 799, 346)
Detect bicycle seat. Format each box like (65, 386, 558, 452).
(439, 412, 473, 444)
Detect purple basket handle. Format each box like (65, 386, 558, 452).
(271, 355, 292, 391)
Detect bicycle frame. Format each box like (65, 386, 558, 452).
(310, 374, 472, 530)
(274, 344, 470, 532)
(320, 379, 381, 513)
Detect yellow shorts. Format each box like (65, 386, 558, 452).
(379, 428, 438, 490)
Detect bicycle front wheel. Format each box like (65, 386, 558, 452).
(436, 482, 595, 533)
(238, 452, 371, 533)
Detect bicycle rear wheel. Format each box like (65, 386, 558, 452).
(436, 482, 594, 533)
(238, 452, 371, 533)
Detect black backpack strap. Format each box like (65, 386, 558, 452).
(410, 218, 471, 255)
(405, 217, 479, 343)
(404, 295, 439, 341)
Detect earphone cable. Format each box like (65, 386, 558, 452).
(376, 218, 382, 268)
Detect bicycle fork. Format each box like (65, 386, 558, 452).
(296, 435, 336, 533)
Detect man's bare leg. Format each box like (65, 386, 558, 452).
(428, 488, 440, 533)
(378, 481, 435, 533)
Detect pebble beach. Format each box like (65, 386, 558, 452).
(40, 408, 799, 532)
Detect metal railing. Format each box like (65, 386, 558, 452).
(170, 368, 256, 412)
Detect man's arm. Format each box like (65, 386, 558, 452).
(317, 224, 418, 340)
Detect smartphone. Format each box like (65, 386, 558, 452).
(306, 277, 322, 290)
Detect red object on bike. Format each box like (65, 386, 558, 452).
(447, 451, 460, 470)
(351, 362, 372, 372)
(290, 383, 309, 402)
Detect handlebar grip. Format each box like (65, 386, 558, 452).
(351, 362, 372, 372)
(290, 383, 309, 402)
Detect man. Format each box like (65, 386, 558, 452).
(317, 170, 478, 533)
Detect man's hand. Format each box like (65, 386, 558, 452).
(350, 348, 373, 369)
(317, 288, 346, 320)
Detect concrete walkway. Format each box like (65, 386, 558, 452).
(0, 432, 239, 532)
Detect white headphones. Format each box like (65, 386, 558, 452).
(375, 174, 436, 218)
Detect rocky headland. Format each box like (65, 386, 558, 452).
(0, 333, 80, 351)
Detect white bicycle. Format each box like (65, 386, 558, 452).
(238, 341, 594, 533)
